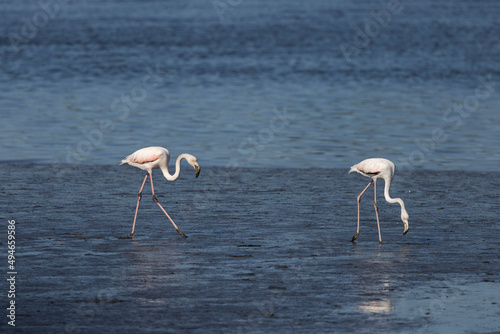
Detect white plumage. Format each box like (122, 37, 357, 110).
(349, 158, 409, 243)
(120, 146, 200, 237)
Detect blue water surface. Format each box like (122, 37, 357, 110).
(1, 0, 499, 170)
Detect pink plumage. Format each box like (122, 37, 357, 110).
(120, 146, 200, 237)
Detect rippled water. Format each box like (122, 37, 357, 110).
(1, 0, 499, 169)
(0, 0, 500, 333)
(2, 2, 499, 333)
(1, 164, 499, 333)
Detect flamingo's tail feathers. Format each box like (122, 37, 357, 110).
(348, 166, 358, 174)
(119, 156, 129, 165)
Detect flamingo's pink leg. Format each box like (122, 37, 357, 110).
(352, 179, 373, 242)
(131, 174, 149, 236)
(373, 180, 382, 243)
(150, 175, 187, 238)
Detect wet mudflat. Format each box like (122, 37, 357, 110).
(1, 163, 499, 333)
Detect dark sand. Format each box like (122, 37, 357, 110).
(1, 163, 499, 333)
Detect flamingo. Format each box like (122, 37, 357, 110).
(348, 158, 409, 243)
(119, 146, 200, 237)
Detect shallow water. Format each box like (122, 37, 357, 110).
(1, 163, 499, 333)
(1, 0, 500, 332)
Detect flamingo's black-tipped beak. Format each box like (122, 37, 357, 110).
(194, 165, 200, 178)
(403, 224, 409, 235)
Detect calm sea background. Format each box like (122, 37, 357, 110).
(1, 2, 500, 332)
(1, 0, 499, 170)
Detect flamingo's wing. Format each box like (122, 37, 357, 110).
(351, 159, 382, 175)
(349, 158, 390, 176)
(357, 160, 381, 174)
(120, 147, 165, 165)
(128, 152, 162, 164)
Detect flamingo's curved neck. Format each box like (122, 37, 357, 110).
(160, 154, 188, 181)
(383, 177, 407, 214)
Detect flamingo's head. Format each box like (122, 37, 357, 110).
(186, 154, 200, 178)
(402, 211, 409, 235)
